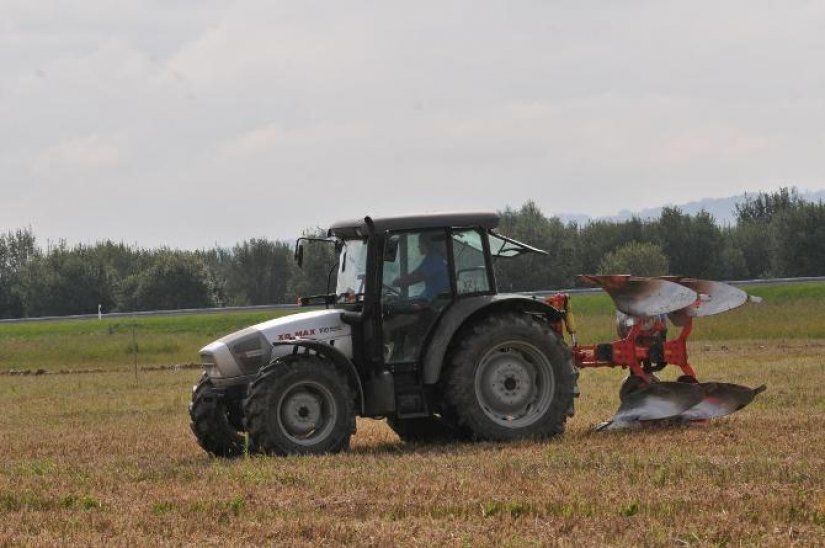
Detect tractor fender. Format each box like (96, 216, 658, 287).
(271, 340, 365, 415)
(422, 294, 563, 385)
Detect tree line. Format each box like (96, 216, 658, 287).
(1, 188, 823, 319)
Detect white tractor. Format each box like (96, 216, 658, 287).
(190, 212, 577, 456)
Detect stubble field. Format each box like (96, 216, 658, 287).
(1, 284, 824, 545)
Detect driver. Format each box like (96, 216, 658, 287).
(392, 233, 450, 300)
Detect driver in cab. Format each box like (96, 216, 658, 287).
(391, 234, 449, 301)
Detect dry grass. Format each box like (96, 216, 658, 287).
(1, 341, 823, 545)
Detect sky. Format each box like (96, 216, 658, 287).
(2, 1, 824, 249)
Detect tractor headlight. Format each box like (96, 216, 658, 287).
(200, 351, 222, 379)
(227, 330, 272, 374)
(199, 340, 239, 379)
(200, 351, 216, 369)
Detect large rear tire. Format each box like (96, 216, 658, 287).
(443, 311, 577, 441)
(244, 355, 354, 456)
(189, 374, 246, 458)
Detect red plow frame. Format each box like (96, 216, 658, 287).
(545, 276, 765, 430)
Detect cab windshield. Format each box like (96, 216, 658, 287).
(335, 238, 369, 303)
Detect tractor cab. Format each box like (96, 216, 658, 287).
(322, 213, 544, 366)
(324, 212, 543, 304)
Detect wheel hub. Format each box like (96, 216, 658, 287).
(281, 391, 323, 436)
(273, 379, 340, 447)
(481, 357, 535, 412)
(474, 341, 555, 427)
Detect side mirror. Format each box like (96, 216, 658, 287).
(294, 243, 304, 268)
(384, 236, 399, 262)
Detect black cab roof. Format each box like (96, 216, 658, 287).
(326, 211, 546, 257)
(328, 212, 500, 238)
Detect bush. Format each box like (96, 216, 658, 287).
(128, 252, 217, 311)
(598, 241, 669, 277)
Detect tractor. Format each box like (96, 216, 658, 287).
(189, 212, 764, 457)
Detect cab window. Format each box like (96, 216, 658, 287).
(451, 229, 491, 295)
(381, 231, 450, 302)
(335, 238, 369, 304)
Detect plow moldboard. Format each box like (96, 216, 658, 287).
(579, 275, 698, 317)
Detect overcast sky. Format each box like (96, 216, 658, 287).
(2, 1, 824, 249)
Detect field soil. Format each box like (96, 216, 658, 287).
(1, 341, 823, 545)
(1, 284, 824, 545)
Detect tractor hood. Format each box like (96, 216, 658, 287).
(199, 309, 352, 385)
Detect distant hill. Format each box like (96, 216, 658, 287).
(556, 189, 825, 226)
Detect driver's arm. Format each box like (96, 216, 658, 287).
(392, 269, 425, 288)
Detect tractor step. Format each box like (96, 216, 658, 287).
(395, 390, 429, 418)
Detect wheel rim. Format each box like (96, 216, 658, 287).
(473, 340, 555, 428)
(276, 381, 338, 446)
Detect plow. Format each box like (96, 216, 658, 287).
(546, 275, 766, 431)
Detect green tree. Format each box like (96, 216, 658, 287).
(127, 252, 217, 311)
(770, 201, 825, 276)
(495, 201, 579, 291)
(0, 228, 37, 318)
(17, 243, 115, 317)
(735, 187, 803, 224)
(655, 208, 724, 278)
(597, 241, 669, 276)
(714, 242, 749, 280)
(577, 217, 654, 275)
(732, 187, 807, 278)
(207, 239, 293, 305)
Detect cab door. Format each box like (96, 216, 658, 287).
(379, 229, 453, 366)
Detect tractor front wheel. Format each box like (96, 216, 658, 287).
(244, 356, 354, 456)
(189, 374, 246, 458)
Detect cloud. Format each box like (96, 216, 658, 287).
(218, 124, 281, 160)
(33, 134, 126, 174)
(1, 1, 824, 248)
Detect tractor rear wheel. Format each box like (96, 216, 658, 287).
(444, 311, 577, 441)
(244, 355, 354, 456)
(386, 415, 460, 443)
(189, 374, 246, 458)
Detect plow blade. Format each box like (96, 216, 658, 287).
(598, 382, 767, 431)
(663, 278, 753, 326)
(597, 382, 704, 431)
(579, 275, 762, 322)
(579, 275, 698, 317)
(679, 382, 767, 420)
